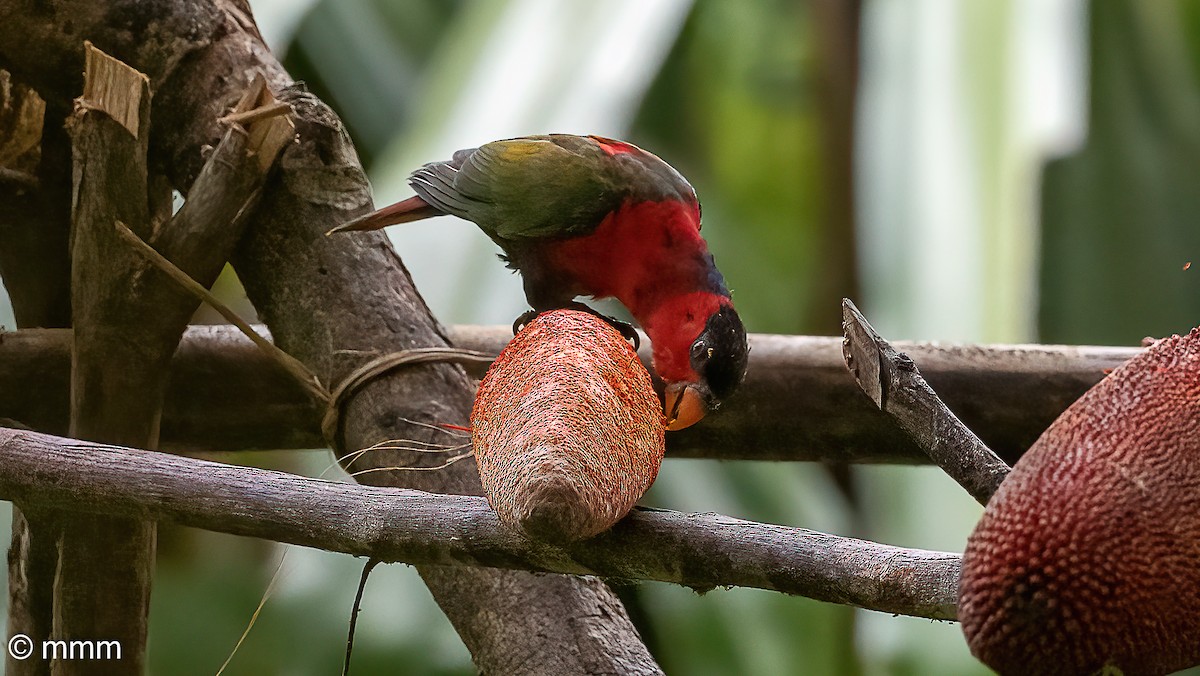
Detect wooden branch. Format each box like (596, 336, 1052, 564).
(809, 0, 862, 333)
(6, 505, 57, 676)
(36, 45, 292, 676)
(0, 327, 320, 453)
(0, 70, 69, 330)
(154, 73, 293, 259)
(663, 337, 1130, 466)
(217, 99, 291, 127)
(0, 166, 36, 189)
(234, 87, 666, 676)
(2, 420, 57, 676)
(841, 300, 1012, 504)
(64, 42, 156, 674)
(69, 48, 157, 439)
(458, 328, 1135, 466)
(0, 427, 961, 621)
(0, 69, 44, 168)
(0, 325, 1140, 462)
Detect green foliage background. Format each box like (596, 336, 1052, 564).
(1040, 0, 1200, 345)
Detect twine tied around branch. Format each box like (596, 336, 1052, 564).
(321, 347, 493, 448)
(113, 220, 493, 450)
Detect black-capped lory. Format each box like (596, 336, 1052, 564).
(330, 134, 748, 430)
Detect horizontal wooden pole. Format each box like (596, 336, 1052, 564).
(0, 427, 959, 620)
(0, 326, 1138, 463)
(0, 326, 321, 451)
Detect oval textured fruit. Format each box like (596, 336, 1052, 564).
(471, 309, 666, 543)
(959, 329, 1200, 675)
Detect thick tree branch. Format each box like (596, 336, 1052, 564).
(0, 325, 1139, 461)
(0, 427, 961, 621)
(460, 328, 1132, 466)
(842, 300, 1012, 504)
(2, 421, 57, 676)
(230, 85, 663, 675)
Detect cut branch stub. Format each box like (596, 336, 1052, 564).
(960, 329, 1200, 675)
(471, 310, 666, 543)
(841, 299, 1010, 505)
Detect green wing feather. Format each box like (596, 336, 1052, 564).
(409, 135, 626, 241)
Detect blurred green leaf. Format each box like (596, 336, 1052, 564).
(285, 0, 464, 166)
(1040, 0, 1200, 344)
(634, 0, 826, 335)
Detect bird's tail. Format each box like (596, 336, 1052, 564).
(325, 195, 443, 235)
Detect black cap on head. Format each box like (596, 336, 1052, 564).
(689, 304, 749, 408)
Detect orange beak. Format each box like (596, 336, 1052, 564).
(664, 383, 707, 431)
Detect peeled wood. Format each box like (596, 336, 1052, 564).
(473, 311, 665, 542)
(0, 427, 961, 621)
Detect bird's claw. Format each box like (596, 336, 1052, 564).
(511, 307, 640, 351)
(512, 309, 540, 335)
(571, 304, 640, 350)
(608, 318, 641, 351)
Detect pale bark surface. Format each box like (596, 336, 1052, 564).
(0, 427, 962, 622)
